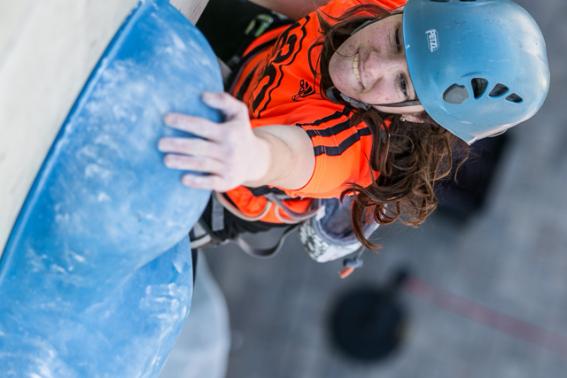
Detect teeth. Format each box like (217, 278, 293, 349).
(353, 53, 362, 88)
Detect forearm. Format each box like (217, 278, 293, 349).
(248, 0, 330, 19)
(244, 126, 315, 189)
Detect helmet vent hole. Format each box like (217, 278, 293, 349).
(489, 84, 509, 98)
(471, 78, 489, 99)
(506, 93, 523, 103)
(443, 84, 469, 104)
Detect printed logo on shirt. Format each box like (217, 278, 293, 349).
(292, 80, 315, 101)
(249, 18, 309, 117)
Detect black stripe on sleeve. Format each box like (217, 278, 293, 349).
(313, 127, 372, 157)
(304, 119, 351, 138)
(296, 109, 347, 127)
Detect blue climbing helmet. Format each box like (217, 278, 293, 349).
(402, 0, 550, 144)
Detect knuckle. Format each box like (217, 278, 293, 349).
(171, 138, 186, 149)
(195, 157, 206, 170)
(215, 144, 228, 158)
(224, 172, 237, 185)
(168, 138, 179, 149)
(191, 139, 205, 152)
(236, 102, 248, 115)
(223, 147, 236, 161)
(180, 156, 191, 166)
(173, 115, 188, 127)
(220, 92, 232, 100)
(216, 92, 230, 104)
(225, 127, 238, 140)
(209, 125, 223, 139)
(215, 180, 229, 192)
(208, 160, 220, 173)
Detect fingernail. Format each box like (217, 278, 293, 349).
(183, 174, 203, 184)
(182, 175, 193, 185)
(163, 155, 173, 167)
(164, 114, 175, 124)
(202, 92, 217, 101)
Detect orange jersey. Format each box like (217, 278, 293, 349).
(224, 0, 406, 223)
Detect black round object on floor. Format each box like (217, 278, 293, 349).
(328, 285, 408, 362)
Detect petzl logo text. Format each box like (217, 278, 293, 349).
(425, 29, 439, 53)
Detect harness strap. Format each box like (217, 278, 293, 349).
(265, 193, 321, 223)
(211, 194, 225, 232)
(190, 194, 298, 258)
(214, 191, 271, 222)
(235, 224, 298, 258)
(216, 191, 319, 225)
(191, 192, 318, 256)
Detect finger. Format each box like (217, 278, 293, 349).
(158, 137, 223, 160)
(181, 174, 236, 192)
(164, 154, 223, 174)
(164, 113, 223, 141)
(202, 92, 248, 121)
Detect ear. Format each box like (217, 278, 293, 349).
(400, 112, 427, 123)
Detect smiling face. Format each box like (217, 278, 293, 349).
(328, 14, 423, 115)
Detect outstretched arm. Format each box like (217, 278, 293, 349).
(158, 92, 315, 192)
(249, 0, 330, 19)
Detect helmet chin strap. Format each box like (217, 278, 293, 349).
(326, 86, 421, 111)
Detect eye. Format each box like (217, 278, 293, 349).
(399, 73, 408, 98)
(395, 26, 402, 53)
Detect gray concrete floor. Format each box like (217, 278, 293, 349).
(205, 1, 567, 377)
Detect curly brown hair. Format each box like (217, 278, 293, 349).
(313, 4, 469, 249)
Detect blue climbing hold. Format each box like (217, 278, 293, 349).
(0, 0, 223, 376)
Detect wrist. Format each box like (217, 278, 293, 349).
(243, 132, 272, 186)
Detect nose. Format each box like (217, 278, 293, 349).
(362, 50, 404, 88)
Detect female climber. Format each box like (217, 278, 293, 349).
(158, 0, 550, 254)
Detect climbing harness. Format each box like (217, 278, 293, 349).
(190, 195, 379, 278)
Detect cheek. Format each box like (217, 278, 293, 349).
(336, 37, 357, 56)
(329, 53, 349, 88)
(328, 34, 369, 96)
(360, 79, 399, 104)
(330, 53, 351, 76)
